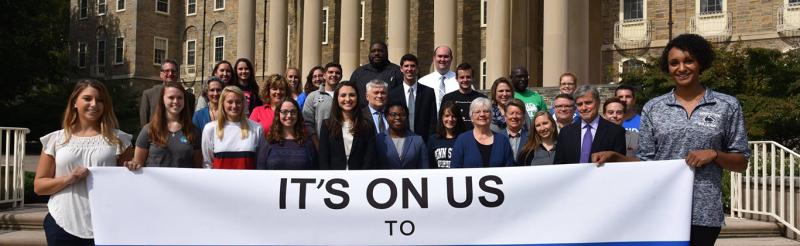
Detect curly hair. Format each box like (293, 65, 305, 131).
(659, 33, 715, 74)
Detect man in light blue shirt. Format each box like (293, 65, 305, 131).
(362, 79, 389, 134)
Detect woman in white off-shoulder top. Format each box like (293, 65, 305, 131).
(34, 79, 132, 245)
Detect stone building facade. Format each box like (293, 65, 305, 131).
(68, 0, 800, 94)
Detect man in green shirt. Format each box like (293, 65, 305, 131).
(510, 67, 547, 118)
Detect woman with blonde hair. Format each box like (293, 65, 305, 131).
(35, 79, 132, 244)
(250, 74, 289, 135)
(201, 86, 264, 169)
(127, 82, 202, 169)
(518, 111, 558, 166)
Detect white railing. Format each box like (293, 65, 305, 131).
(730, 141, 800, 238)
(0, 127, 28, 209)
(613, 19, 652, 50)
(689, 11, 732, 43)
(778, 5, 800, 36)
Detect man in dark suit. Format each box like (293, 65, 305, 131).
(139, 59, 195, 126)
(554, 85, 626, 164)
(362, 79, 389, 134)
(389, 54, 437, 143)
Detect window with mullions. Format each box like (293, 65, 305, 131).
(623, 0, 643, 21)
(790, 0, 800, 6)
(98, 0, 107, 15)
(621, 59, 645, 74)
(114, 37, 124, 64)
(214, 36, 224, 62)
(79, 0, 88, 19)
(187, 0, 196, 15)
(156, 0, 169, 14)
(700, 0, 723, 14)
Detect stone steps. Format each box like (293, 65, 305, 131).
(0, 204, 46, 246)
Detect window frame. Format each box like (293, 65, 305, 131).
(322, 6, 329, 45)
(696, 0, 725, 16)
(114, 37, 124, 65)
(116, 0, 125, 12)
(213, 36, 225, 62)
(79, 0, 89, 19)
(620, 0, 645, 22)
(155, 0, 170, 15)
(214, 0, 225, 11)
(480, 58, 487, 89)
(481, 0, 487, 27)
(186, 0, 196, 16)
(98, 0, 107, 16)
(186, 39, 196, 74)
(360, 1, 365, 41)
(154, 36, 168, 66)
(78, 42, 88, 68)
(619, 57, 647, 77)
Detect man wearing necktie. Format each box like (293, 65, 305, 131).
(553, 85, 626, 164)
(389, 54, 437, 143)
(363, 79, 390, 134)
(418, 45, 460, 113)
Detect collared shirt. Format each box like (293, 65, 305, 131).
(638, 88, 751, 227)
(402, 82, 418, 107)
(507, 127, 523, 158)
(418, 71, 458, 111)
(368, 105, 388, 133)
(579, 115, 600, 148)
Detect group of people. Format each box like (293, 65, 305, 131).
(35, 34, 750, 246)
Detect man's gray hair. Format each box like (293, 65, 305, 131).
(573, 84, 599, 102)
(469, 97, 492, 117)
(365, 79, 388, 92)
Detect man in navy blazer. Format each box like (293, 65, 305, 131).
(554, 85, 626, 164)
(389, 54, 437, 143)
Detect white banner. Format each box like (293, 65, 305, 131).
(88, 160, 693, 245)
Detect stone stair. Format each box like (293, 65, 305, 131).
(717, 217, 800, 246)
(0, 204, 46, 246)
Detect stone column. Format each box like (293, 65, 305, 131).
(340, 0, 360, 77)
(486, 0, 510, 90)
(542, 0, 568, 87)
(567, 0, 589, 84)
(387, 0, 409, 63)
(237, 0, 256, 60)
(302, 0, 322, 75)
(267, 0, 287, 75)
(434, 0, 456, 61)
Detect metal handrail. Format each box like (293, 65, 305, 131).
(731, 141, 800, 238)
(0, 127, 28, 209)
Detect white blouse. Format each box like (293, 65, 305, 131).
(40, 129, 131, 239)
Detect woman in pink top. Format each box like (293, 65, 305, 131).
(250, 74, 289, 136)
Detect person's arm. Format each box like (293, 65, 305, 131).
(318, 123, 331, 170)
(302, 93, 318, 135)
(418, 137, 429, 169)
(34, 153, 88, 196)
(124, 147, 148, 170)
(201, 125, 214, 168)
(450, 137, 464, 168)
(686, 150, 747, 172)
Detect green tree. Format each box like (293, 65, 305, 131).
(619, 46, 800, 149)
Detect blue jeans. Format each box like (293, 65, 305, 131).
(43, 213, 94, 246)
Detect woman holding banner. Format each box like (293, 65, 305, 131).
(128, 82, 201, 169)
(256, 98, 318, 170)
(201, 86, 264, 169)
(318, 81, 377, 170)
(35, 79, 132, 245)
(593, 34, 750, 245)
(450, 97, 514, 168)
(427, 101, 467, 168)
(517, 111, 558, 166)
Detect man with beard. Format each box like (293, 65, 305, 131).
(349, 41, 404, 107)
(510, 67, 546, 119)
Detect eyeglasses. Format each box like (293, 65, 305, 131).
(279, 110, 298, 116)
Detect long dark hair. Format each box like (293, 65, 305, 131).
(304, 66, 323, 94)
(211, 60, 233, 83)
(434, 101, 466, 139)
(267, 98, 307, 144)
(325, 81, 371, 136)
(149, 82, 196, 147)
(232, 58, 260, 94)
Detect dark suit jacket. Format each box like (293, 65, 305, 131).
(388, 83, 437, 143)
(318, 119, 378, 170)
(495, 127, 529, 164)
(361, 107, 387, 134)
(376, 132, 428, 169)
(553, 117, 626, 164)
(139, 84, 196, 127)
